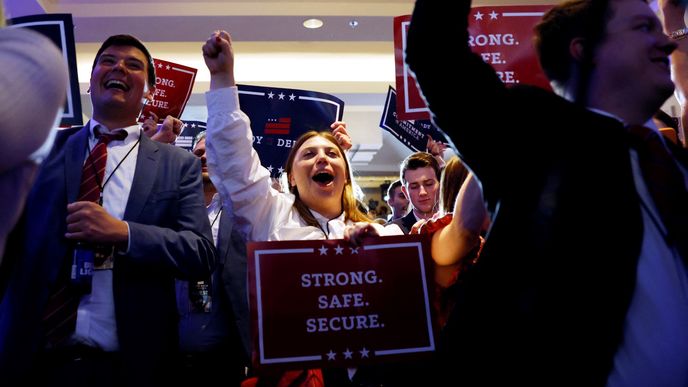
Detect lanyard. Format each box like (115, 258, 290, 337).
(210, 206, 223, 229)
(85, 131, 141, 206)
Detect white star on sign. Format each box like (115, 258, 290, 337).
(359, 347, 369, 358)
(278, 167, 284, 174)
(489, 10, 498, 19)
(267, 91, 275, 99)
(278, 92, 285, 100)
(319, 245, 328, 255)
(474, 11, 483, 20)
(349, 247, 359, 254)
(335, 245, 344, 255)
(343, 348, 353, 359)
(326, 350, 336, 360)
(157, 63, 163, 68)
(267, 165, 274, 173)
(165, 65, 171, 70)
(289, 93, 296, 101)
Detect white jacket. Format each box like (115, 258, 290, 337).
(205, 87, 402, 242)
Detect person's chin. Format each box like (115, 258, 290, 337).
(417, 206, 433, 214)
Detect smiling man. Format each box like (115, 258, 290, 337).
(0, 34, 215, 385)
(406, 0, 687, 384)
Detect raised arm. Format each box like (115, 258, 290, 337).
(203, 30, 294, 241)
(203, 30, 236, 90)
(405, 0, 518, 209)
(431, 173, 487, 268)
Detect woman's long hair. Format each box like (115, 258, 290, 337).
(282, 131, 369, 228)
(439, 156, 470, 215)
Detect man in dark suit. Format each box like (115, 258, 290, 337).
(0, 34, 215, 386)
(406, 0, 688, 385)
(388, 152, 441, 233)
(176, 130, 248, 385)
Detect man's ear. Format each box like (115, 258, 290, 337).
(569, 37, 587, 62)
(401, 185, 408, 198)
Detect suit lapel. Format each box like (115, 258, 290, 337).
(65, 125, 90, 203)
(123, 134, 159, 221)
(403, 212, 416, 232)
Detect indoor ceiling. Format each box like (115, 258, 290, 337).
(8, 0, 553, 190)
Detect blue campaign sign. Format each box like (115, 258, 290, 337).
(379, 86, 448, 153)
(8, 14, 83, 127)
(172, 86, 344, 176)
(237, 84, 344, 177)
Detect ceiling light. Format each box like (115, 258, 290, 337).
(303, 18, 324, 29)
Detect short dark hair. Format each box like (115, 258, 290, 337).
(92, 34, 156, 88)
(534, 0, 611, 85)
(386, 180, 403, 201)
(399, 152, 441, 184)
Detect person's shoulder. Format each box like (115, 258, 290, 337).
(385, 217, 401, 227)
(53, 126, 85, 146)
(59, 126, 85, 136)
(386, 215, 411, 234)
(509, 84, 557, 101)
(380, 222, 404, 236)
(403, 211, 416, 222)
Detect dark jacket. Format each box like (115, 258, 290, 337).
(0, 125, 216, 385)
(405, 0, 688, 384)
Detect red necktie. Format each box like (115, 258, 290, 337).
(42, 126, 127, 348)
(628, 125, 688, 259)
(78, 127, 128, 203)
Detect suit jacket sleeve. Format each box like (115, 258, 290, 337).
(405, 0, 534, 206)
(126, 152, 216, 280)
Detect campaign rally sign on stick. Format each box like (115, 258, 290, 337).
(9, 13, 83, 126)
(379, 86, 448, 153)
(248, 235, 435, 370)
(237, 84, 344, 177)
(139, 58, 197, 123)
(394, 5, 552, 120)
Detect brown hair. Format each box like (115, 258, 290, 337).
(283, 131, 369, 228)
(439, 156, 470, 214)
(399, 152, 441, 184)
(534, 0, 614, 83)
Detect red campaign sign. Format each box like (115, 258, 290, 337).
(394, 5, 553, 121)
(138, 58, 197, 122)
(247, 235, 435, 370)
(394, 15, 429, 121)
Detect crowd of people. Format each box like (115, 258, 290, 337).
(0, 0, 687, 385)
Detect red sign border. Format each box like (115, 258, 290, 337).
(248, 236, 436, 369)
